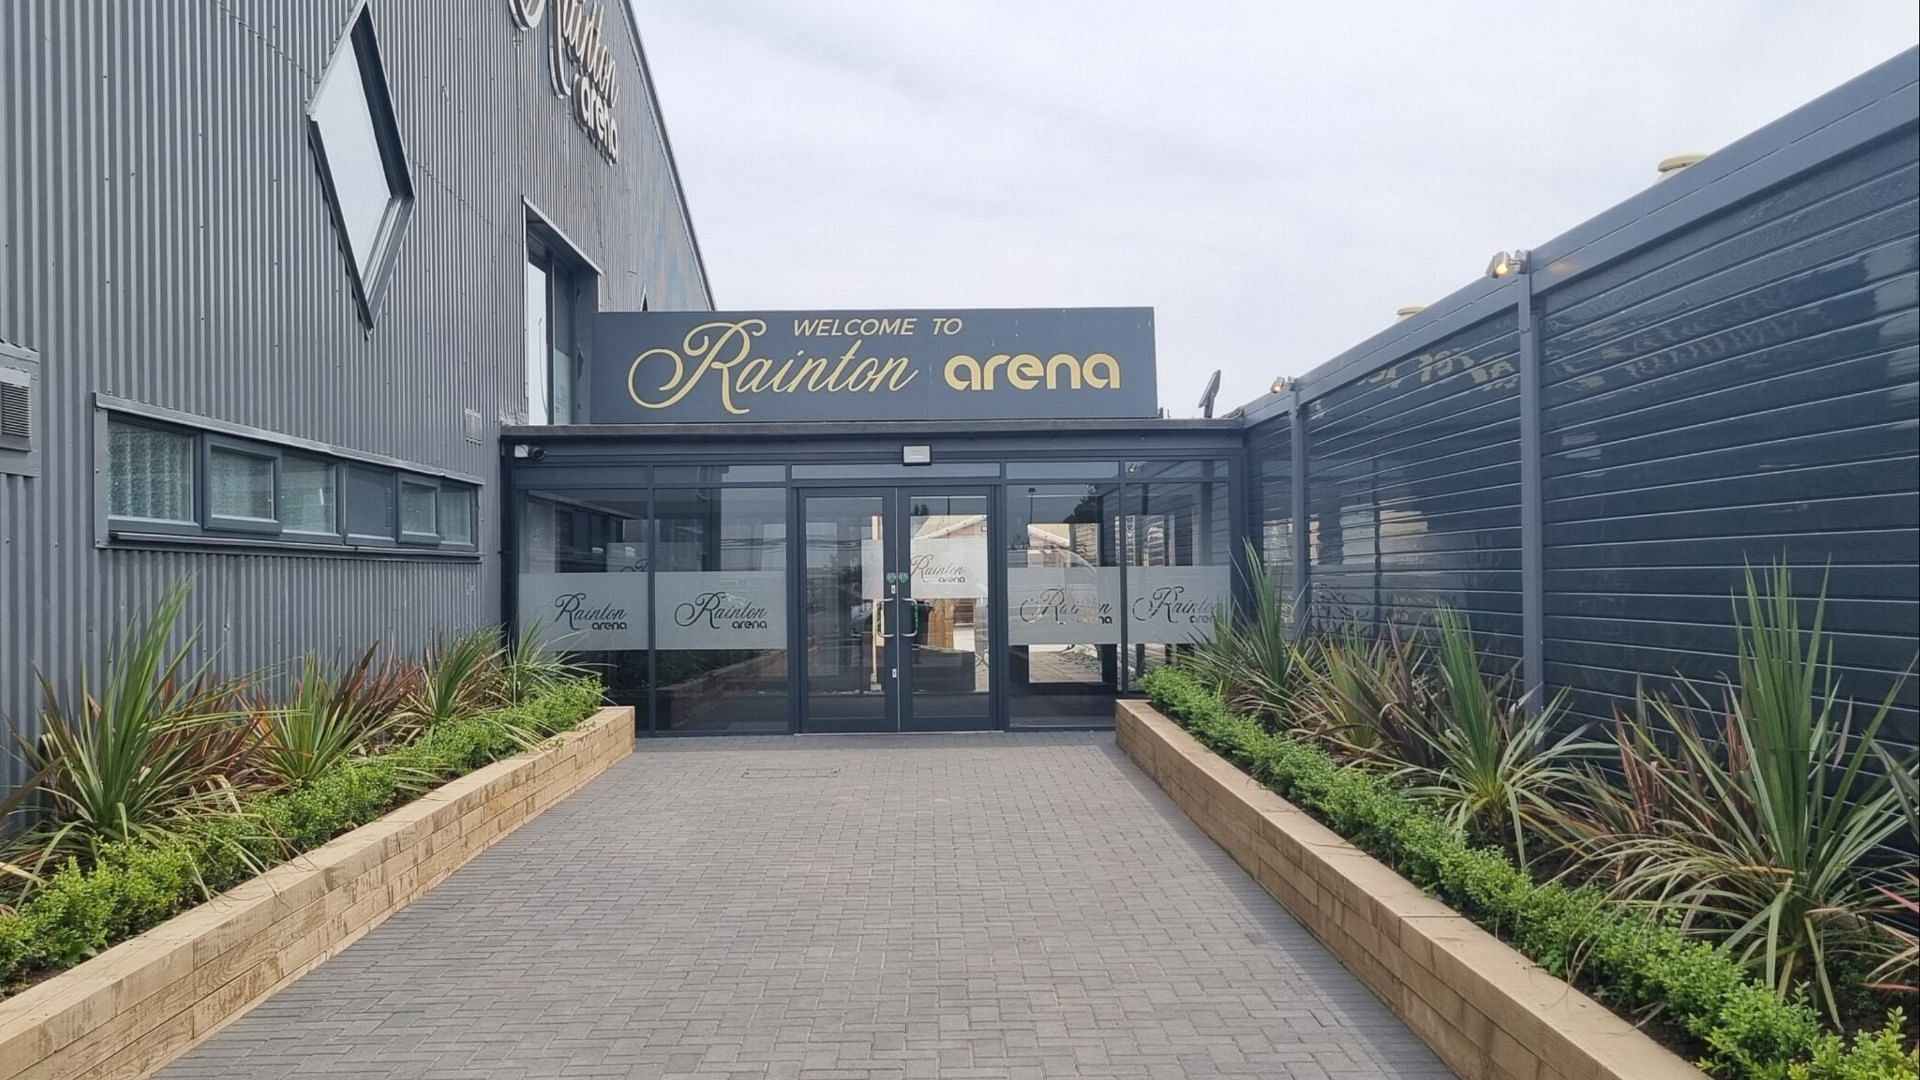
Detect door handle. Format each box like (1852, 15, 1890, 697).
(899, 596, 920, 640)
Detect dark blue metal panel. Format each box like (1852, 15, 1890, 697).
(1246, 413, 1295, 603)
(1538, 126, 1920, 749)
(1304, 311, 1525, 658)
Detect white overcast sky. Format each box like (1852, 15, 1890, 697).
(631, 2, 1919, 415)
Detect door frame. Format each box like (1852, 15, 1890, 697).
(895, 485, 998, 733)
(792, 483, 1000, 733)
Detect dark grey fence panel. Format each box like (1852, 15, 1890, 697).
(1246, 414, 1295, 599)
(1243, 49, 1919, 756)
(1537, 126, 1920, 747)
(1303, 311, 1524, 658)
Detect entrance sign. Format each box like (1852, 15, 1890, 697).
(655, 571, 787, 650)
(519, 572, 648, 649)
(591, 308, 1157, 423)
(860, 536, 988, 600)
(1008, 567, 1121, 645)
(1127, 566, 1231, 644)
(507, 0, 621, 162)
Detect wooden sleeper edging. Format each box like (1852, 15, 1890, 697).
(0, 705, 634, 1080)
(1115, 698, 1700, 1080)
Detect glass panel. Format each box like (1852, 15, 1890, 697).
(654, 464, 786, 484)
(519, 489, 651, 715)
(208, 447, 275, 523)
(283, 457, 336, 534)
(1005, 461, 1120, 480)
(524, 259, 550, 424)
(549, 268, 574, 424)
(791, 462, 999, 479)
(345, 466, 396, 540)
(437, 485, 474, 546)
(904, 493, 992, 730)
(804, 494, 889, 732)
(399, 481, 438, 537)
(108, 422, 194, 523)
(311, 29, 394, 274)
(1125, 459, 1233, 479)
(652, 486, 788, 733)
(1006, 482, 1121, 726)
(1123, 479, 1233, 685)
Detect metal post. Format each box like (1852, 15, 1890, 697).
(1289, 388, 1310, 631)
(1516, 258, 1545, 711)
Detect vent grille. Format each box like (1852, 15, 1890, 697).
(0, 376, 29, 445)
(463, 408, 484, 444)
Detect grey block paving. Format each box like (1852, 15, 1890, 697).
(157, 733, 1455, 1078)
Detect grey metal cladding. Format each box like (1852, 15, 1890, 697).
(1305, 311, 1525, 659)
(0, 0, 709, 792)
(1537, 126, 1920, 750)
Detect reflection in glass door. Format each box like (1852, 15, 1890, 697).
(902, 492, 993, 731)
(800, 488, 995, 733)
(801, 493, 893, 732)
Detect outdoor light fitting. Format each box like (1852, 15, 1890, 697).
(1486, 250, 1530, 280)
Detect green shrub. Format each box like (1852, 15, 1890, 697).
(3, 580, 254, 876)
(0, 677, 602, 995)
(1140, 666, 1917, 1080)
(1569, 565, 1915, 1022)
(250, 647, 411, 788)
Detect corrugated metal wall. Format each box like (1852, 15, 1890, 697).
(0, 0, 710, 792)
(1242, 48, 1919, 754)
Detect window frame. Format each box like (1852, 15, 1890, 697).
(397, 474, 442, 546)
(95, 398, 483, 560)
(306, 0, 414, 327)
(281, 452, 344, 541)
(105, 417, 201, 536)
(343, 464, 399, 547)
(201, 435, 283, 536)
(436, 482, 477, 551)
(522, 213, 597, 427)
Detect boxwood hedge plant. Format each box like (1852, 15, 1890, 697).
(1139, 665, 1916, 1080)
(0, 676, 603, 995)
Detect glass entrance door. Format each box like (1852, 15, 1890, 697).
(900, 491, 993, 731)
(800, 488, 994, 733)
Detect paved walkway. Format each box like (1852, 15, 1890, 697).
(158, 734, 1454, 1079)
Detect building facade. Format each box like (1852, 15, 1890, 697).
(0, 0, 708, 790)
(1, 4, 1914, 773)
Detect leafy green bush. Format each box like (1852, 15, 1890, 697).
(1392, 607, 1596, 864)
(2, 581, 254, 877)
(1569, 566, 1916, 1021)
(1185, 542, 1305, 725)
(0, 677, 602, 993)
(249, 647, 412, 788)
(1140, 666, 1916, 1080)
(397, 628, 507, 734)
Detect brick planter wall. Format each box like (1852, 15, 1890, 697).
(0, 705, 634, 1080)
(1116, 698, 1700, 1080)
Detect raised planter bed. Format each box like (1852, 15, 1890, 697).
(0, 705, 634, 1080)
(1116, 697, 1701, 1080)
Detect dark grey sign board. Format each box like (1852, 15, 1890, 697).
(589, 308, 1156, 423)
